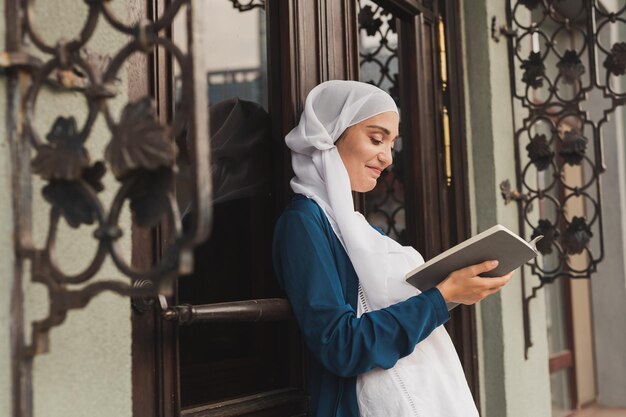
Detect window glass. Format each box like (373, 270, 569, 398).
(171, 3, 289, 408)
(550, 368, 573, 417)
(357, 0, 407, 243)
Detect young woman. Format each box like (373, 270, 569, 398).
(272, 80, 513, 417)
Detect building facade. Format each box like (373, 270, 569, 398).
(1, 1, 625, 416)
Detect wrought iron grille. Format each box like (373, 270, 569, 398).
(505, 1, 624, 352)
(3, 0, 211, 415)
(357, 0, 408, 243)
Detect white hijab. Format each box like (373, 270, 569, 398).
(286, 80, 479, 417)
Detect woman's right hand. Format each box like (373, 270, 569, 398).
(435, 260, 514, 305)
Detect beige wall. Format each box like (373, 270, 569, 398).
(589, 1, 626, 407)
(570, 280, 595, 405)
(590, 11, 626, 404)
(461, 0, 552, 416)
(0, 1, 133, 416)
(592, 92, 626, 408)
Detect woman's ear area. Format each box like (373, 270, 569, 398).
(335, 127, 350, 145)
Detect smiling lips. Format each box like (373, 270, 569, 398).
(367, 166, 383, 177)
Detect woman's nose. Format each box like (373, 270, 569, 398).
(379, 146, 393, 167)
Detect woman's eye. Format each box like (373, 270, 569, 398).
(370, 137, 383, 145)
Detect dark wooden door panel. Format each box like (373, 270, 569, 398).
(181, 389, 307, 417)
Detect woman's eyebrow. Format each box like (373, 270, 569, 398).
(366, 124, 398, 140)
(365, 125, 391, 135)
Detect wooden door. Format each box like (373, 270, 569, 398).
(131, 1, 477, 416)
(131, 1, 359, 416)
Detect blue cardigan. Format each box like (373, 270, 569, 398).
(272, 195, 450, 417)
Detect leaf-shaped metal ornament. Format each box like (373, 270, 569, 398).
(559, 130, 587, 166)
(105, 97, 177, 180)
(81, 161, 106, 193)
(359, 5, 383, 37)
(557, 50, 585, 84)
(32, 116, 90, 181)
(43, 180, 95, 228)
(41, 162, 107, 228)
(531, 218, 557, 255)
(526, 134, 554, 171)
(521, 52, 545, 89)
(561, 216, 592, 255)
(603, 42, 626, 76)
(127, 168, 174, 228)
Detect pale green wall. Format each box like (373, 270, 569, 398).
(1, 1, 15, 415)
(0, 10, 13, 417)
(461, 1, 552, 416)
(0, 1, 133, 416)
(0, 92, 13, 417)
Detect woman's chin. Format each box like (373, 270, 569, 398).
(353, 180, 377, 193)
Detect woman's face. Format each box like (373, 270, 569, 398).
(336, 111, 399, 193)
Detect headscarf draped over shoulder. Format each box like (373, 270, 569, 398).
(284, 80, 479, 417)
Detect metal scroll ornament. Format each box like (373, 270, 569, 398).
(229, 0, 265, 12)
(6, 0, 211, 358)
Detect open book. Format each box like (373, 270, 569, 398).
(405, 224, 542, 310)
